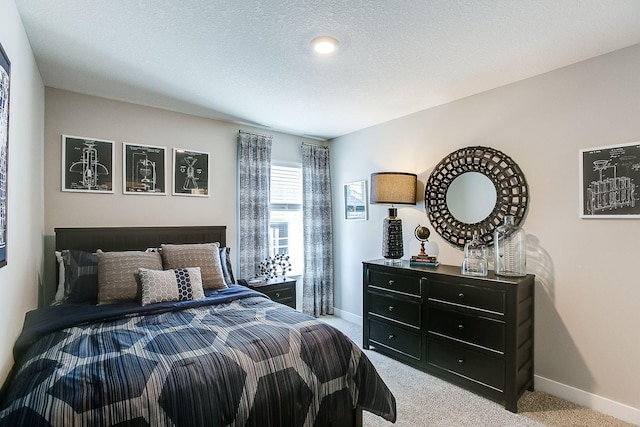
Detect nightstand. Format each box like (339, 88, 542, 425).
(245, 278, 297, 309)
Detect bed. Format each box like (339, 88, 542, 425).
(0, 226, 396, 426)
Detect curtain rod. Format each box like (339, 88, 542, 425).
(301, 142, 328, 149)
(238, 129, 273, 139)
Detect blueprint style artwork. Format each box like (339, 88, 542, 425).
(123, 143, 166, 195)
(0, 42, 10, 268)
(580, 141, 639, 218)
(62, 135, 114, 193)
(173, 148, 209, 196)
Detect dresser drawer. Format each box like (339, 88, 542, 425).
(428, 338, 504, 391)
(428, 308, 505, 353)
(256, 282, 296, 308)
(262, 286, 293, 301)
(368, 269, 421, 296)
(368, 291, 421, 328)
(428, 280, 505, 314)
(369, 318, 422, 360)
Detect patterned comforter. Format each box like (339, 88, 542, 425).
(0, 286, 396, 426)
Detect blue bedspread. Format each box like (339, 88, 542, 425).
(0, 285, 396, 426)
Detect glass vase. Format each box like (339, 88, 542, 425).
(493, 215, 526, 277)
(461, 232, 488, 276)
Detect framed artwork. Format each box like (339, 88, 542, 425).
(579, 141, 640, 218)
(344, 180, 368, 221)
(123, 142, 166, 195)
(172, 148, 209, 196)
(0, 42, 11, 268)
(62, 135, 114, 193)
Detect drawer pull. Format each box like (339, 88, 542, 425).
(458, 358, 465, 364)
(388, 305, 395, 312)
(457, 324, 464, 331)
(388, 334, 395, 340)
(388, 280, 395, 286)
(458, 292, 465, 299)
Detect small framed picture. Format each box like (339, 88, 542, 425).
(344, 180, 368, 221)
(62, 135, 114, 193)
(0, 41, 10, 268)
(172, 148, 209, 196)
(579, 141, 640, 218)
(123, 143, 166, 195)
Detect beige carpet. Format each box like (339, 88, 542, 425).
(319, 316, 634, 427)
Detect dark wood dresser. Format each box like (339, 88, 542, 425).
(363, 259, 535, 412)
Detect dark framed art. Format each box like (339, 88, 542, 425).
(579, 141, 640, 218)
(0, 42, 11, 268)
(123, 142, 166, 195)
(62, 135, 114, 193)
(172, 148, 209, 196)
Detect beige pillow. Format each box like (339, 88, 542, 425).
(97, 250, 163, 304)
(161, 243, 227, 290)
(139, 267, 205, 306)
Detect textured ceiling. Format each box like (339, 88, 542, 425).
(15, 0, 640, 140)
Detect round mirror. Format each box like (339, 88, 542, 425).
(446, 172, 496, 224)
(425, 146, 529, 248)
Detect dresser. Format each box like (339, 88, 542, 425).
(245, 278, 297, 309)
(363, 260, 534, 412)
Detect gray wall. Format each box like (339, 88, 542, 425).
(0, 0, 45, 383)
(330, 44, 640, 417)
(43, 88, 315, 308)
(44, 88, 308, 236)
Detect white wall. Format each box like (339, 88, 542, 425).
(0, 0, 45, 384)
(331, 45, 640, 421)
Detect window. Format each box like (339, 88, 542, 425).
(269, 163, 303, 276)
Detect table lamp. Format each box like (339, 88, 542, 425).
(370, 172, 417, 263)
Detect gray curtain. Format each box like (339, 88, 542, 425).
(302, 143, 334, 316)
(238, 131, 272, 279)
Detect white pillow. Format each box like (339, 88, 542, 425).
(52, 251, 66, 304)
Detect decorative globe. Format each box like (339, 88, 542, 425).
(414, 225, 431, 242)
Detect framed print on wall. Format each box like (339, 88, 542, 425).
(172, 148, 209, 196)
(344, 180, 368, 221)
(123, 142, 166, 195)
(0, 42, 11, 268)
(579, 141, 640, 218)
(62, 135, 114, 193)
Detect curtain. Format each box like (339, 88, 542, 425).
(302, 143, 334, 316)
(237, 131, 272, 279)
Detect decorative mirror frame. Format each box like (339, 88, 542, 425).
(425, 146, 529, 248)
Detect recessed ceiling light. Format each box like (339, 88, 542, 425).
(312, 36, 339, 55)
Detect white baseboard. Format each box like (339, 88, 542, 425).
(332, 307, 362, 326)
(534, 375, 639, 425)
(333, 309, 639, 425)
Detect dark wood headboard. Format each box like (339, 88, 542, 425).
(55, 226, 226, 252)
(47, 226, 227, 306)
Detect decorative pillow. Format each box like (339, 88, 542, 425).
(52, 251, 66, 304)
(219, 246, 236, 285)
(160, 243, 227, 290)
(54, 250, 99, 304)
(97, 250, 163, 304)
(139, 267, 204, 306)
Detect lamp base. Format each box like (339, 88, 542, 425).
(382, 207, 404, 260)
